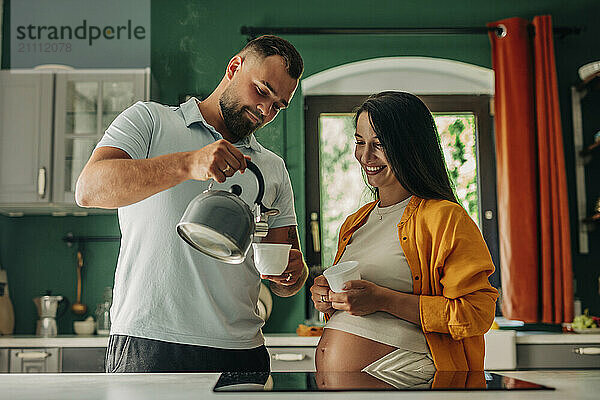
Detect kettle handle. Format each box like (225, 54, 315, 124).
(246, 161, 265, 206)
(246, 161, 278, 216)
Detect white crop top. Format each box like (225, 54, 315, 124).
(325, 196, 430, 353)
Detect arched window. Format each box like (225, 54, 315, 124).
(303, 57, 500, 297)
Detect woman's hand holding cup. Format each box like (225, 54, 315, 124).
(310, 275, 335, 315)
(328, 279, 384, 316)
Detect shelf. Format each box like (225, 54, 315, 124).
(64, 134, 98, 139)
(583, 213, 600, 224)
(580, 140, 600, 157)
(571, 82, 597, 253)
(62, 232, 120, 247)
(576, 71, 600, 92)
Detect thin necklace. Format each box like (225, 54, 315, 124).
(375, 201, 401, 220)
(375, 197, 411, 220)
(375, 206, 383, 220)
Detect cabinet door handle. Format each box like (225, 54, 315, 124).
(37, 167, 47, 198)
(15, 351, 50, 360)
(271, 353, 306, 361)
(573, 347, 600, 355)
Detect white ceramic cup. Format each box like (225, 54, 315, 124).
(252, 243, 292, 276)
(323, 261, 361, 292)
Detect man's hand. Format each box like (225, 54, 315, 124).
(188, 139, 249, 183)
(260, 226, 308, 298)
(309, 275, 335, 315)
(328, 280, 385, 316)
(261, 249, 305, 286)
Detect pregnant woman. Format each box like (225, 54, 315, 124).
(310, 92, 498, 382)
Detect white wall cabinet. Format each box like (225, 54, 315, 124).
(0, 71, 54, 205)
(0, 68, 149, 216)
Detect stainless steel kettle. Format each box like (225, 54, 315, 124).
(177, 161, 279, 264)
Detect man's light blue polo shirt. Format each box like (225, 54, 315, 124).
(96, 98, 297, 349)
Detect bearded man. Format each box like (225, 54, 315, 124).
(76, 35, 306, 373)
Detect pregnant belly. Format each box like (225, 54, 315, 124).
(316, 328, 397, 371)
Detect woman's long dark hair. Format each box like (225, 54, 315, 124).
(354, 91, 459, 204)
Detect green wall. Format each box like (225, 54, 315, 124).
(0, 215, 119, 334)
(1, 0, 599, 334)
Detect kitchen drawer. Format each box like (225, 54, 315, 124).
(9, 348, 60, 373)
(0, 349, 8, 373)
(62, 347, 106, 373)
(517, 344, 600, 369)
(267, 347, 316, 372)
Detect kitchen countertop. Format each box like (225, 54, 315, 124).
(1, 331, 598, 347)
(0, 370, 598, 400)
(515, 332, 600, 344)
(0, 333, 321, 347)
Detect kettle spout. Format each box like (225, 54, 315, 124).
(253, 204, 279, 238)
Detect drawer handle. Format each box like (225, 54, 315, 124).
(272, 353, 306, 361)
(573, 347, 600, 355)
(15, 351, 50, 360)
(37, 167, 47, 198)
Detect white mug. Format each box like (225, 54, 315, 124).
(252, 243, 292, 276)
(323, 261, 360, 292)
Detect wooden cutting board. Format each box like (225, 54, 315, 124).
(0, 269, 15, 335)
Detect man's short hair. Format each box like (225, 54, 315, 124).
(240, 35, 304, 80)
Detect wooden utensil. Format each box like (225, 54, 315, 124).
(71, 251, 87, 315)
(0, 268, 15, 334)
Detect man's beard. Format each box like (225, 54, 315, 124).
(219, 86, 263, 142)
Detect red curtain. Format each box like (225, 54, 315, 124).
(532, 15, 574, 324)
(488, 16, 573, 324)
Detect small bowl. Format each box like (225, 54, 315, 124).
(73, 320, 95, 335)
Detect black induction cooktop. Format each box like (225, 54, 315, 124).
(213, 371, 554, 392)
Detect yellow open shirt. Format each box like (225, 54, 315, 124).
(332, 196, 499, 371)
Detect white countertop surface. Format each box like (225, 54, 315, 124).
(2, 331, 599, 347)
(0, 333, 320, 347)
(515, 332, 600, 344)
(0, 370, 598, 400)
